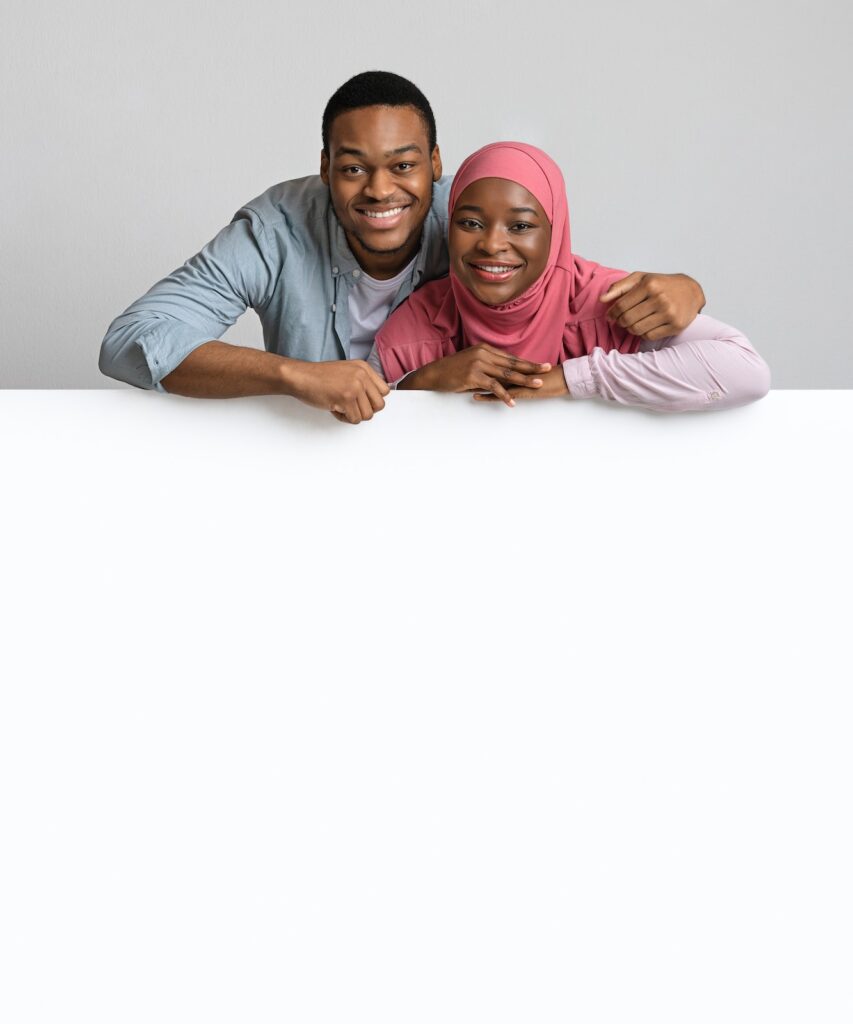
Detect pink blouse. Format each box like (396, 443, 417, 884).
(368, 313, 770, 413)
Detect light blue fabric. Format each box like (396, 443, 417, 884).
(99, 175, 452, 391)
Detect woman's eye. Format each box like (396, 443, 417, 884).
(457, 219, 482, 229)
(511, 223, 534, 232)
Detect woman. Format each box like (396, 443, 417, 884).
(369, 142, 770, 412)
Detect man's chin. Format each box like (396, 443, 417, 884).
(351, 230, 419, 258)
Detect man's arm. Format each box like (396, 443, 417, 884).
(99, 208, 387, 422)
(162, 341, 389, 423)
(99, 208, 277, 391)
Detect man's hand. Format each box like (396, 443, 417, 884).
(600, 272, 705, 342)
(399, 343, 551, 407)
(285, 359, 390, 424)
(472, 365, 569, 404)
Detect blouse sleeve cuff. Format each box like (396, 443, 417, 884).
(562, 355, 597, 399)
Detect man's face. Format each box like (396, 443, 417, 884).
(320, 105, 442, 273)
(450, 177, 552, 306)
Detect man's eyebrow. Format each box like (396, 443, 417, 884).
(333, 143, 423, 159)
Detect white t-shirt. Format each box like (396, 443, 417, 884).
(347, 258, 417, 362)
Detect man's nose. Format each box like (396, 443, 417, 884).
(362, 169, 396, 200)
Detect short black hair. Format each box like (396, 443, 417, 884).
(322, 71, 437, 155)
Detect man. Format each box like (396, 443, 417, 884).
(99, 71, 706, 424)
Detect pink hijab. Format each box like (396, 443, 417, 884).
(374, 142, 642, 381)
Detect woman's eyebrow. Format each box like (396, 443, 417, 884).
(454, 204, 540, 216)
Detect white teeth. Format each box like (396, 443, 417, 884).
(361, 207, 405, 219)
(476, 265, 517, 274)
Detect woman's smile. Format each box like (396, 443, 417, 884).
(466, 261, 524, 283)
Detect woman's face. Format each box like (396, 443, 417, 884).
(450, 177, 552, 306)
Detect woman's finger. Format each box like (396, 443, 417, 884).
(498, 367, 544, 388)
(482, 376, 515, 407)
(478, 346, 551, 375)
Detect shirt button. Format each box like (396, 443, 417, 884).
(331, 303, 336, 313)
(352, 269, 361, 279)
(709, 390, 721, 400)
(332, 265, 339, 274)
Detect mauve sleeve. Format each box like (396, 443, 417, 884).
(561, 313, 771, 412)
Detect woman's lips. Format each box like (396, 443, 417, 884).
(467, 262, 523, 283)
(355, 204, 410, 230)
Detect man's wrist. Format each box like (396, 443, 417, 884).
(278, 356, 309, 399)
(687, 274, 706, 313)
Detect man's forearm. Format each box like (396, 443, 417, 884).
(161, 341, 295, 398)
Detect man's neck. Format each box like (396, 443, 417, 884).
(347, 231, 422, 281)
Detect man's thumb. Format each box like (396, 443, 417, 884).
(600, 272, 639, 304)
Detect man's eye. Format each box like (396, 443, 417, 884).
(341, 166, 363, 176)
(395, 163, 415, 172)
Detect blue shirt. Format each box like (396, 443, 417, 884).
(99, 175, 452, 390)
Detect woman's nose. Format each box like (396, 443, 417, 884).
(477, 227, 508, 255)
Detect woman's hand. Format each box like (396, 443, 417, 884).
(472, 364, 569, 404)
(600, 272, 705, 341)
(398, 343, 551, 407)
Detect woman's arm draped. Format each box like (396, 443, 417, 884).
(561, 314, 771, 412)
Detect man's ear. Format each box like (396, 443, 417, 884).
(431, 145, 442, 182)
(320, 150, 330, 185)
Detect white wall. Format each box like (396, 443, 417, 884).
(1, 0, 850, 388)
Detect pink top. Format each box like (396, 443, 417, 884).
(370, 141, 771, 411)
(375, 141, 641, 379)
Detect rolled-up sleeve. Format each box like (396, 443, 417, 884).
(561, 314, 771, 412)
(99, 209, 276, 390)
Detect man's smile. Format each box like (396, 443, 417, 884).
(354, 203, 412, 229)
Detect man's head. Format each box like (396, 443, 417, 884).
(320, 71, 442, 278)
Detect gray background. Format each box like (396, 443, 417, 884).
(1, 0, 850, 389)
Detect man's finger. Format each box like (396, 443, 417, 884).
(599, 271, 643, 305)
(355, 360, 391, 396)
(356, 390, 374, 422)
(612, 297, 660, 332)
(365, 382, 386, 413)
(643, 324, 678, 342)
(626, 313, 672, 338)
(605, 284, 652, 324)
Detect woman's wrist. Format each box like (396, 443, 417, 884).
(398, 363, 437, 391)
